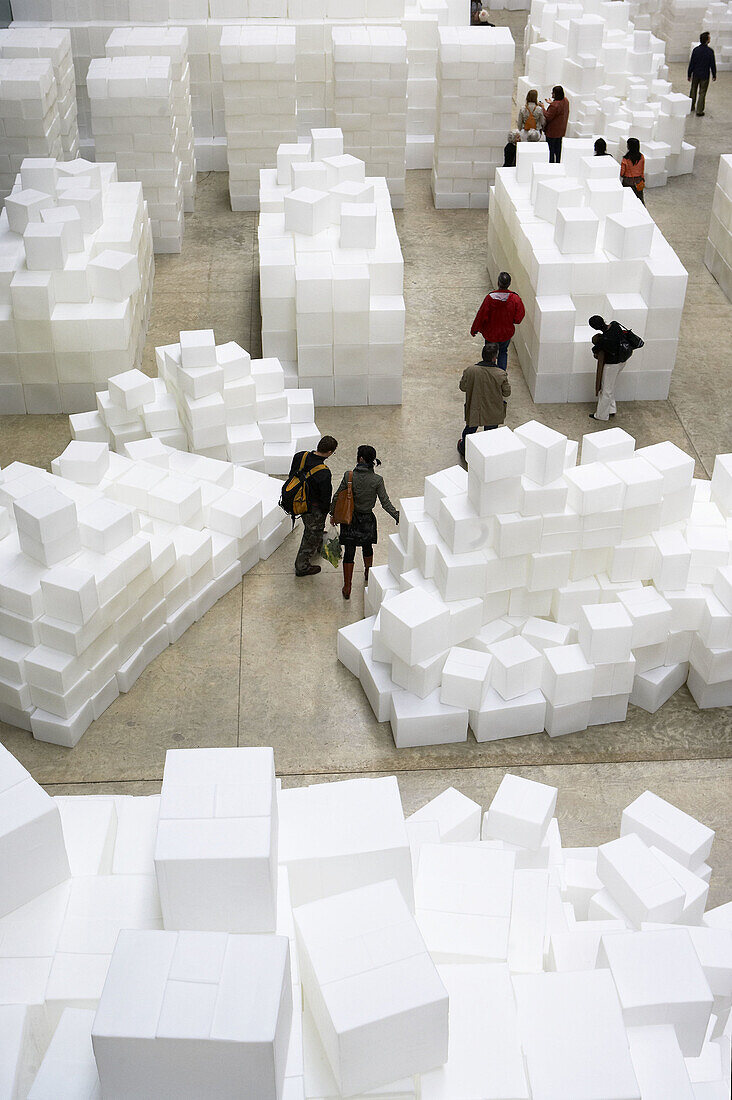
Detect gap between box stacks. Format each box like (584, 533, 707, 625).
(0, 742, 730, 1097)
(258, 127, 405, 407)
(338, 419, 732, 748)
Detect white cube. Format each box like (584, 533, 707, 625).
(483, 772, 558, 850)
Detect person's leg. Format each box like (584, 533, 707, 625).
(483, 425, 498, 430)
(362, 542, 374, 582)
(295, 510, 325, 575)
(690, 75, 699, 111)
(697, 77, 709, 114)
(595, 362, 623, 421)
(556, 136, 562, 162)
(458, 423, 478, 455)
(341, 540, 355, 599)
(497, 339, 510, 371)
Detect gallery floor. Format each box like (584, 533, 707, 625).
(1, 14, 730, 902)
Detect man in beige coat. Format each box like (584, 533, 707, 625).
(458, 342, 511, 459)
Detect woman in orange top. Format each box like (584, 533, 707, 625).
(620, 138, 645, 205)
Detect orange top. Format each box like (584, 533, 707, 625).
(620, 154, 645, 180)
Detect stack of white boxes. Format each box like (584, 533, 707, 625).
(71, 332, 320, 474)
(105, 27, 197, 213)
(338, 420, 732, 747)
(0, 58, 62, 200)
(655, 0, 711, 58)
(220, 24, 297, 212)
(488, 140, 688, 403)
(403, 0, 440, 168)
(0, 440, 292, 746)
(87, 55, 184, 253)
(258, 127, 405, 407)
(701, 1, 732, 68)
(331, 26, 408, 209)
(0, 156, 154, 415)
(1, 740, 731, 1096)
(521, 0, 695, 187)
(0, 28, 79, 162)
(432, 26, 515, 209)
(706, 155, 732, 302)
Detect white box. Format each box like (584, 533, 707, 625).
(483, 773, 557, 850)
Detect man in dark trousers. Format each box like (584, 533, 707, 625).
(458, 342, 511, 458)
(288, 435, 338, 577)
(471, 271, 526, 372)
(688, 31, 717, 116)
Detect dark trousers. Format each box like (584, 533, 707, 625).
(295, 509, 325, 574)
(459, 424, 498, 454)
(547, 136, 563, 163)
(342, 541, 373, 564)
(690, 75, 710, 115)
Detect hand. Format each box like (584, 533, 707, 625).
(329, 516, 336, 527)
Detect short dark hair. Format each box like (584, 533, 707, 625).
(594, 137, 607, 155)
(588, 315, 606, 331)
(317, 435, 338, 454)
(482, 342, 499, 363)
(700, 30, 710, 43)
(552, 85, 564, 100)
(497, 271, 511, 289)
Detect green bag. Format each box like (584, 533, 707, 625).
(321, 534, 342, 569)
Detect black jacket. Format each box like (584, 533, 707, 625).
(688, 43, 716, 80)
(592, 321, 626, 365)
(288, 451, 332, 515)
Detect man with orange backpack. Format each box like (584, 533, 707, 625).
(281, 435, 338, 577)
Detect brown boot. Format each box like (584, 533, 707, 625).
(341, 561, 354, 599)
(363, 555, 373, 584)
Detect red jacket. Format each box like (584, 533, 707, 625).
(471, 290, 526, 343)
(544, 96, 569, 139)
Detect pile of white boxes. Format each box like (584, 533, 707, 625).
(0, 156, 154, 415)
(70, 333, 320, 475)
(105, 27, 197, 213)
(432, 25, 515, 209)
(338, 420, 732, 746)
(332, 26, 408, 209)
(705, 154, 732, 302)
(87, 55, 185, 253)
(655, 0, 711, 58)
(258, 127, 405, 407)
(0, 441, 292, 746)
(702, 1, 732, 68)
(522, 0, 696, 187)
(1, 741, 731, 1096)
(488, 141, 688, 403)
(0, 28, 79, 163)
(220, 24, 297, 212)
(0, 58, 63, 201)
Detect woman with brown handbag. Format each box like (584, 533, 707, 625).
(330, 445, 400, 600)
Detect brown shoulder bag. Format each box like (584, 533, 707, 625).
(332, 470, 354, 525)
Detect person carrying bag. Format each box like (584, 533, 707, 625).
(330, 445, 399, 600)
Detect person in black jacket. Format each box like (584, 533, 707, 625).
(688, 32, 717, 116)
(289, 435, 338, 577)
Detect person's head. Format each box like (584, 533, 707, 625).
(316, 435, 338, 457)
(526, 129, 542, 142)
(700, 30, 711, 44)
(552, 85, 564, 101)
(356, 444, 381, 469)
(482, 342, 499, 364)
(506, 130, 519, 145)
(588, 315, 607, 332)
(526, 89, 538, 106)
(594, 137, 607, 155)
(625, 137, 642, 164)
(478, 9, 490, 21)
(497, 271, 511, 290)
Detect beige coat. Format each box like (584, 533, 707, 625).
(460, 361, 511, 427)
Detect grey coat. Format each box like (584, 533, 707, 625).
(331, 465, 400, 521)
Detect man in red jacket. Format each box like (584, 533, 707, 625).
(470, 272, 526, 372)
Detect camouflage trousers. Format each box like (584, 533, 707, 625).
(295, 509, 326, 574)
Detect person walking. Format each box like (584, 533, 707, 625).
(588, 315, 642, 422)
(470, 271, 525, 372)
(518, 90, 544, 137)
(330, 446, 399, 600)
(457, 343, 511, 458)
(542, 86, 569, 163)
(620, 138, 645, 204)
(287, 435, 338, 577)
(688, 31, 717, 116)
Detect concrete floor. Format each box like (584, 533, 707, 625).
(1, 14, 731, 904)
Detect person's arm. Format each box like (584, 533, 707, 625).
(376, 477, 400, 522)
(501, 376, 511, 398)
(688, 47, 695, 81)
(330, 471, 347, 516)
(620, 157, 628, 178)
(544, 100, 557, 125)
(711, 48, 717, 79)
(470, 297, 488, 337)
(459, 368, 469, 393)
(595, 350, 605, 396)
(513, 294, 526, 325)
